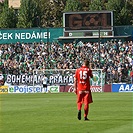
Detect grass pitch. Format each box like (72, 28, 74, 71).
(0, 92, 132, 133)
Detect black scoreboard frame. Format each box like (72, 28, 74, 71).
(63, 11, 113, 32)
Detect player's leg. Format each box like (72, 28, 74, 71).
(77, 93, 83, 120)
(83, 93, 89, 120)
(83, 90, 93, 121)
(45, 85, 48, 93)
(43, 84, 48, 93)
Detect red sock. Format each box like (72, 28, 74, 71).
(77, 102, 82, 111)
(84, 104, 89, 117)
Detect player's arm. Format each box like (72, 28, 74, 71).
(74, 77, 77, 94)
(74, 71, 78, 94)
(90, 69, 93, 78)
(89, 63, 93, 78)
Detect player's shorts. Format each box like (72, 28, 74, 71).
(43, 84, 47, 88)
(77, 90, 93, 104)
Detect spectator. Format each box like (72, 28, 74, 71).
(0, 71, 4, 85)
(130, 68, 133, 83)
(0, 40, 132, 84)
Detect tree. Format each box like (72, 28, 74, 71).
(40, 0, 66, 27)
(64, 0, 82, 12)
(0, 0, 133, 28)
(105, 0, 132, 25)
(0, 1, 4, 14)
(17, 0, 41, 28)
(80, 0, 91, 11)
(52, 0, 66, 27)
(89, 0, 104, 11)
(126, 0, 133, 25)
(0, 0, 17, 28)
(40, 0, 55, 27)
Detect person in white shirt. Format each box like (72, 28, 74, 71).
(42, 75, 48, 92)
(0, 71, 4, 85)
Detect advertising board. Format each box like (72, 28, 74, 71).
(47, 86, 59, 93)
(60, 85, 102, 92)
(8, 85, 44, 93)
(112, 84, 133, 92)
(91, 86, 102, 92)
(0, 86, 8, 94)
(8, 85, 60, 93)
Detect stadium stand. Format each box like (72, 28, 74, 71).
(0, 40, 132, 84)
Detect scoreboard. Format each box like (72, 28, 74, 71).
(64, 31, 113, 37)
(63, 11, 114, 37)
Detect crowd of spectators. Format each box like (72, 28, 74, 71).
(0, 39, 133, 84)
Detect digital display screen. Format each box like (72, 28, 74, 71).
(64, 11, 113, 31)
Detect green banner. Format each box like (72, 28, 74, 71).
(90, 71, 105, 86)
(0, 28, 63, 44)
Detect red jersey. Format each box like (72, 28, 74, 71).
(75, 65, 93, 91)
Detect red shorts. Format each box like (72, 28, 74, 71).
(77, 90, 93, 104)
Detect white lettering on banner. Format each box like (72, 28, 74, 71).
(15, 33, 20, 39)
(49, 75, 74, 84)
(6, 75, 11, 83)
(34, 75, 38, 83)
(22, 75, 25, 83)
(8, 33, 13, 39)
(15, 32, 50, 40)
(6, 74, 74, 85)
(26, 33, 31, 39)
(0, 33, 13, 40)
(21, 33, 25, 39)
(54, 76, 58, 83)
(0, 31, 51, 40)
(58, 76, 62, 83)
(16, 75, 21, 82)
(31, 31, 36, 39)
(6, 74, 101, 86)
(36, 32, 42, 38)
(3, 33, 7, 39)
(119, 84, 133, 92)
(43, 32, 50, 38)
(12, 75, 16, 83)
(6, 74, 43, 84)
(36, 32, 50, 39)
(64, 76, 68, 83)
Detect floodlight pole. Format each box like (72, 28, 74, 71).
(47, 28, 50, 53)
(98, 26, 101, 68)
